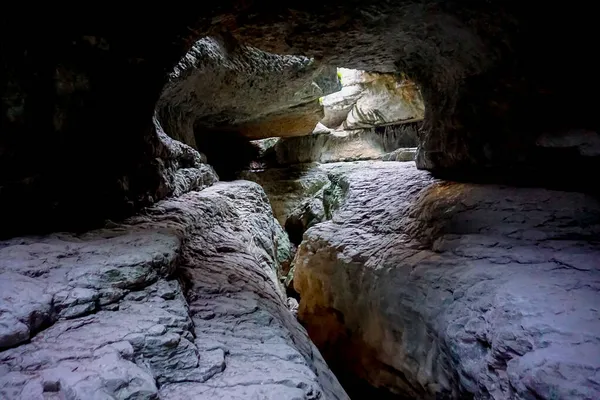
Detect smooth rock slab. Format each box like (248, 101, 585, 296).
(294, 161, 600, 400)
(0, 181, 347, 400)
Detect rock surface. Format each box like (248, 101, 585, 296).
(0, 117, 219, 238)
(253, 122, 418, 167)
(157, 36, 341, 144)
(0, 181, 348, 400)
(320, 69, 425, 130)
(241, 164, 330, 228)
(2, 4, 598, 236)
(293, 161, 600, 399)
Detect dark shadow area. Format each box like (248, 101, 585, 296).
(194, 127, 260, 181)
(334, 374, 415, 400)
(375, 121, 421, 151)
(429, 145, 600, 197)
(300, 317, 422, 400)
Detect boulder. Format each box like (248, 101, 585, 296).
(293, 161, 600, 399)
(0, 181, 348, 400)
(320, 69, 425, 130)
(157, 36, 341, 145)
(320, 85, 365, 129)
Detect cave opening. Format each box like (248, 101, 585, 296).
(1, 3, 600, 400)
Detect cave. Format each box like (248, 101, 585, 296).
(1, 2, 599, 399)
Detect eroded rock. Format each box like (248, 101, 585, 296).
(241, 164, 331, 227)
(0, 181, 347, 400)
(320, 69, 425, 130)
(157, 36, 341, 145)
(2, 3, 598, 235)
(293, 161, 600, 399)
(253, 122, 418, 167)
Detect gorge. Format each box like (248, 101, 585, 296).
(1, 2, 599, 399)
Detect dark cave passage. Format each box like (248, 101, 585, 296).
(1, 2, 600, 399)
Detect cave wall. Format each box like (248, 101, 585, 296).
(292, 161, 600, 399)
(0, 11, 198, 237)
(2, 2, 599, 236)
(219, 1, 600, 175)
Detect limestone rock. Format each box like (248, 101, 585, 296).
(380, 147, 417, 161)
(313, 122, 333, 135)
(154, 117, 219, 198)
(536, 129, 600, 158)
(253, 123, 419, 167)
(232, 100, 325, 139)
(293, 161, 600, 399)
(157, 36, 341, 144)
(320, 69, 425, 130)
(285, 193, 327, 245)
(320, 85, 364, 129)
(240, 164, 331, 227)
(343, 74, 425, 129)
(0, 181, 348, 400)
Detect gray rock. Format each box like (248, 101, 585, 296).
(293, 161, 600, 399)
(154, 117, 219, 196)
(241, 164, 331, 227)
(0, 181, 348, 400)
(252, 122, 419, 167)
(274, 220, 295, 281)
(0, 273, 54, 349)
(381, 147, 417, 161)
(321, 86, 364, 129)
(536, 129, 600, 157)
(285, 194, 326, 245)
(320, 68, 425, 130)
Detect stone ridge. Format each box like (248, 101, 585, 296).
(0, 181, 348, 400)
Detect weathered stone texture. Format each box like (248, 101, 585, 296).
(294, 161, 600, 399)
(0, 181, 347, 400)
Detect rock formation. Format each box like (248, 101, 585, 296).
(293, 161, 600, 399)
(1, 3, 599, 233)
(320, 68, 425, 130)
(1, 2, 600, 399)
(0, 180, 348, 400)
(156, 36, 341, 146)
(251, 122, 419, 167)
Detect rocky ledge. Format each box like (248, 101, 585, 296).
(293, 161, 600, 399)
(253, 122, 418, 168)
(0, 181, 347, 400)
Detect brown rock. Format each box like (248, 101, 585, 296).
(157, 37, 339, 144)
